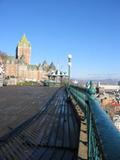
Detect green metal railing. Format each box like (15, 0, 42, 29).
(68, 85, 120, 160)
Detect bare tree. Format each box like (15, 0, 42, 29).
(0, 51, 7, 63)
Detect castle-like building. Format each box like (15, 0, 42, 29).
(16, 34, 31, 64)
(1, 35, 56, 84)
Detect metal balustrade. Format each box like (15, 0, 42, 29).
(68, 85, 120, 160)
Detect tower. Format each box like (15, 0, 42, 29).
(16, 34, 31, 64)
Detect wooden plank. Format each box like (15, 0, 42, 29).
(0, 88, 80, 160)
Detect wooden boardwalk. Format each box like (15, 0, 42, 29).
(0, 86, 57, 137)
(0, 88, 80, 160)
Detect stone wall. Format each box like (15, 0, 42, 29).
(17, 46, 31, 64)
(5, 63, 17, 77)
(5, 62, 48, 83)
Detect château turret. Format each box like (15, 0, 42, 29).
(16, 34, 31, 64)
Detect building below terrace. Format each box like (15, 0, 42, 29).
(0, 35, 56, 85)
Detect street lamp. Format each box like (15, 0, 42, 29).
(68, 54, 72, 86)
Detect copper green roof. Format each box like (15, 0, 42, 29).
(27, 64, 38, 70)
(7, 55, 16, 60)
(18, 34, 31, 47)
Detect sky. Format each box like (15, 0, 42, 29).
(0, 0, 120, 79)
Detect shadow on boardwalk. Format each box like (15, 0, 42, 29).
(0, 88, 80, 160)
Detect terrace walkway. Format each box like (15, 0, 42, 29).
(0, 88, 80, 160)
(1, 84, 120, 160)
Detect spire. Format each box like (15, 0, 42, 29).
(18, 34, 31, 47)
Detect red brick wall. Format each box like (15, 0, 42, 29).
(17, 47, 31, 64)
(5, 63, 48, 82)
(5, 63, 17, 77)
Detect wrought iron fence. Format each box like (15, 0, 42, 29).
(68, 85, 120, 160)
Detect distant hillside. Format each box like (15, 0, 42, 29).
(72, 78, 119, 85)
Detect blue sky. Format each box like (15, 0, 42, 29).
(0, 0, 120, 79)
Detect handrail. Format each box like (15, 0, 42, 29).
(68, 85, 120, 160)
(68, 86, 87, 114)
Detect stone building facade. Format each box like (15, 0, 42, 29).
(1, 35, 52, 84)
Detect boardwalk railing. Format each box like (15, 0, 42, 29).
(68, 85, 120, 160)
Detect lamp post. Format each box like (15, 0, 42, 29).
(60, 71, 64, 86)
(68, 54, 72, 86)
